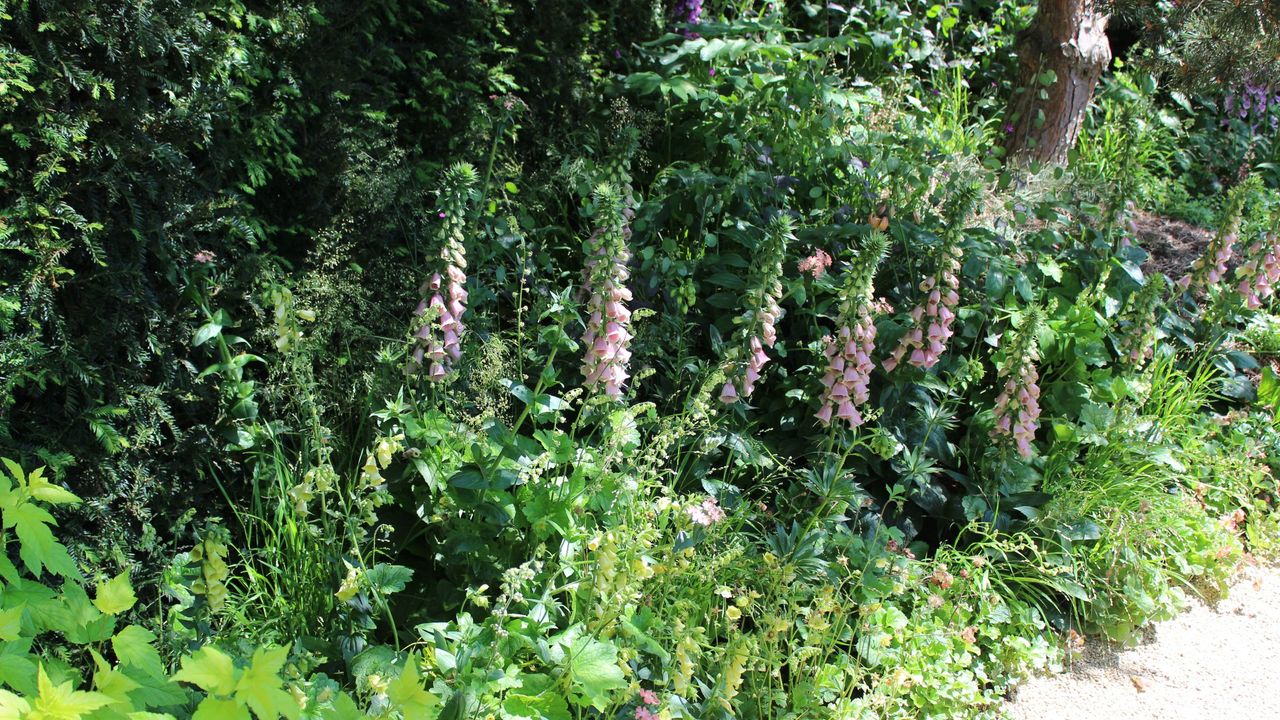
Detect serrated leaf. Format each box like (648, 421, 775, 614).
(30, 663, 111, 718)
(94, 572, 137, 615)
(25, 470, 79, 506)
(233, 646, 299, 720)
(113, 626, 164, 679)
(10, 502, 78, 579)
(0, 607, 22, 642)
(192, 697, 251, 720)
(566, 637, 626, 710)
(174, 646, 238, 696)
(386, 657, 439, 717)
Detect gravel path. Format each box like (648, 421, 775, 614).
(1005, 561, 1280, 720)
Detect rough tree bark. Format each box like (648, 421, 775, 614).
(1004, 0, 1112, 165)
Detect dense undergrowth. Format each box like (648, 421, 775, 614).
(3, 1, 1280, 719)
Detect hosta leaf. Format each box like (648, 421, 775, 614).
(94, 572, 137, 615)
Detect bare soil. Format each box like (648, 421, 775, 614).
(1132, 211, 1215, 279)
(1004, 561, 1280, 720)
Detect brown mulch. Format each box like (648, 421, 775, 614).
(1132, 211, 1216, 279)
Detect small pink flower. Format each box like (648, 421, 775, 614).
(635, 708, 656, 720)
(193, 249, 216, 264)
(798, 249, 833, 279)
(638, 689, 659, 706)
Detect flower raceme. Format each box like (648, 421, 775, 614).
(411, 162, 477, 379)
(883, 244, 961, 373)
(720, 215, 792, 405)
(991, 311, 1043, 459)
(1235, 211, 1280, 309)
(816, 233, 888, 429)
(882, 187, 974, 373)
(1117, 275, 1165, 366)
(1179, 177, 1255, 294)
(580, 184, 634, 400)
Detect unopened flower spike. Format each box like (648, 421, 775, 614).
(719, 213, 793, 405)
(883, 184, 977, 373)
(409, 162, 478, 379)
(816, 232, 888, 428)
(580, 182, 634, 401)
(990, 307, 1043, 459)
(1117, 274, 1166, 366)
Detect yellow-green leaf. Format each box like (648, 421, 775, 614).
(192, 697, 251, 720)
(26, 469, 80, 506)
(173, 646, 238, 697)
(0, 607, 22, 642)
(94, 572, 137, 615)
(29, 663, 111, 719)
(386, 656, 439, 717)
(0, 688, 30, 720)
(233, 646, 299, 720)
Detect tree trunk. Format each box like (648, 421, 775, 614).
(1004, 0, 1111, 165)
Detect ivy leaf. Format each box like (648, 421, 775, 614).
(566, 637, 626, 711)
(94, 572, 137, 615)
(233, 646, 300, 720)
(385, 656, 439, 717)
(174, 646, 238, 696)
(29, 663, 111, 718)
(9, 503, 78, 579)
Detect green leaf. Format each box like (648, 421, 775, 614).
(94, 572, 137, 615)
(192, 697, 251, 720)
(29, 663, 111, 718)
(10, 502, 78, 579)
(233, 646, 299, 720)
(25, 469, 79, 506)
(174, 646, 238, 696)
(192, 321, 223, 347)
(566, 637, 626, 710)
(386, 657, 439, 717)
(0, 607, 22, 642)
(112, 626, 165, 679)
(365, 564, 413, 595)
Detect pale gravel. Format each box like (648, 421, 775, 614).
(1004, 561, 1280, 720)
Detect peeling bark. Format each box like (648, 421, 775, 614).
(1004, 0, 1111, 165)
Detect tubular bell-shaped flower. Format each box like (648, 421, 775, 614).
(883, 187, 975, 373)
(1235, 208, 1280, 309)
(1116, 274, 1165, 366)
(580, 183, 634, 400)
(816, 233, 888, 428)
(719, 214, 793, 405)
(1179, 177, 1256, 293)
(991, 309, 1043, 459)
(410, 162, 477, 379)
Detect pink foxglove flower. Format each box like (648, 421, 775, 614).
(580, 183, 634, 400)
(991, 312, 1042, 459)
(1181, 178, 1256, 294)
(815, 233, 888, 428)
(411, 162, 477, 378)
(1235, 227, 1280, 310)
(720, 215, 792, 405)
(883, 245, 962, 373)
